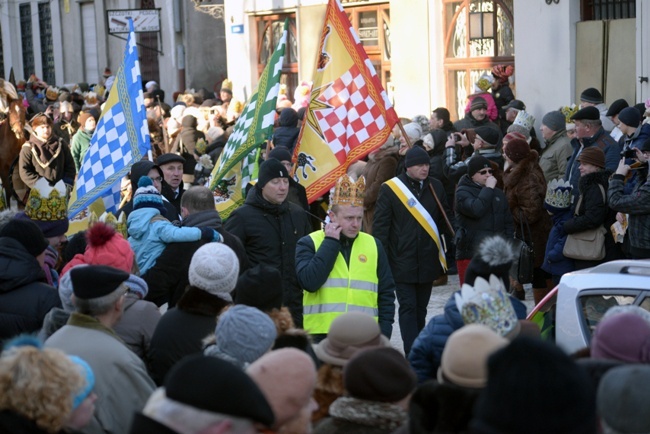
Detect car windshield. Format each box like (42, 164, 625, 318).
(580, 293, 641, 337)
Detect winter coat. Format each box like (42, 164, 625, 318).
(160, 181, 184, 218)
(565, 129, 621, 196)
(502, 151, 551, 267)
(118, 160, 179, 220)
(428, 129, 455, 203)
(541, 209, 575, 277)
(70, 128, 93, 171)
(453, 114, 500, 136)
(540, 130, 573, 182)
(313, 397, 407, 434)
(464, 92, 498, 122)
(408, 292, 527, 384)
(454, 175, 515, 260)
(361, 146, 399, 233)
(53, 119, 79, 146)
(273, 108, 301, 151)
(171, 115, 205, 174)
(128, 413, 178, 434)
(225, 187, 311, 327)
(0, 410, 60, 434)
(143, 209, 248, 308)
(444, 147, 504, 187)
(492, 83, 515, 115)
(112, 294, 161, 360)
(609, 172, 650, 250)
(0, 237, 61, 341)
(373, 174, 453, 283)
(563, 170, 619, 269)
(147, 287, 230, 385)
(295, 232, 396, 338)
(45, 313, 155, 434)
(127, 207, 203, 274)
(18, 134, 75, 188)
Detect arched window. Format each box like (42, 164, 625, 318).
(443, 0, 514, 120)
(256, 15, 298, 99)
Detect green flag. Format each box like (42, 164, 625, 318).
(209, 19, 288, 218)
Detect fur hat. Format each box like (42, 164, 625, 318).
(344, 347, 417, 402)
(580, 87, 603, 104)
(464, 236, 515, 291)
(314, 311, 390, 366)
(438, 324, 508, 389)
(206, 305, 277, 369)
(132, 176, 166, 215)
(591, 312, 650, 363)
(471, 337, 597, 434)
(542, 110, 566, 132)
(470, 96, 488, 111)
(598, 365, 650, 434)
(577, 146, 605, 169)
(247, 348, 317, 428)
(188, 242, 240, 300)
(467, 155, 492, 178)
(405, 146, 430, 168)
(503, 138, 530, 164)
(474, 126, 499, 147)
(0, 218, 49, 257)
(234, 264, 283, 312)
(618, 106, 641, 128)
(257, 159, 289, 190)
(70, 265, 129, 299)
(606, 98, 629, 117)
(166, 354, 275, 427)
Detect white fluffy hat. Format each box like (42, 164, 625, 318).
(188, 243, 240, 300)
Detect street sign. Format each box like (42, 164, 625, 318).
(231, 25, 244, 34)
(107, 9, 161, 34)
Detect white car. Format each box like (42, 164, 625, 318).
(527, 260, 650, 354)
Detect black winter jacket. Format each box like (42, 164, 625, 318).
(609, 171, 650, 250)
(0, 238, 61, 341)
(454, 175, 514, 260)
(225, 187, 312, 327)
(373, 174, 453, 283)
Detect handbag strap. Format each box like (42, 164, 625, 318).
(517, 209, 532, 244)
(428, 182, 455, 238)
(574, 184, 606, 216)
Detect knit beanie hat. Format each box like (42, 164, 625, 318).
(257, 159, 289, 190)
(606, 98, 629, 117)
(542, 110, 566, 132)
(68, 355, 95, 410)
(464, 235, 515, 291)
(474, 126, 499, 147)
(344, 347, 417, 402)
(580, 87, 603, 104)
(267, 147, 293, 163)
(617, 106, 642, 128)
(598, 365, 650, 434)
(470, 96, 488, 111)
(471, 337, 597, 434)
(467, 155, 492, 178)
(206, 305, 277, 369)
(404, 145, 430, 168)
(83, 223, 134, 272)
(438, 324, 508, 389)
(503, 138, 530, 164)
(503, 132, 526, 146)
(590, 312, 650, 363)
(577, 146, 605, 169)
(188, 242, 240, 301)
(234, 264, 283, 312)
(133, 176, 166, 216)
(247, 348, 317, 428)
(403, 122, 423, 141)
(0, 218, 49, 257)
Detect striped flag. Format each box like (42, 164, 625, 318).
(293, 0, 399, 202)
(68, 19, 150, 219)
(208, 19, 288, 218)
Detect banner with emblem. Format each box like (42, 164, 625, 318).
(293, 0, 399, 203)
(68, 19, 150, 219)
(208, 19, 288, 219)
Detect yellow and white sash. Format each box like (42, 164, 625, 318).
(384, 177, 447, 271)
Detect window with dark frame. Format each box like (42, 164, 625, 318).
(581, 0, 635, 21)
(38, 2, 55, 85)
(20, 3, 34, 81)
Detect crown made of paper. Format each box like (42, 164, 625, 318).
(84, 91, 99, 106)
(512, 110, 535, 131)
(221, 78, 232, 91)
(545, 178, 573, 210)
(560, 104, 578, 124)
(25, 178, 68, 222)
(331, 175, 366, 207)
(475, 74, 494, 93)
(45, 86, 59, 101)
(89, 211, 127, 239)
(455, 275, 519, 338)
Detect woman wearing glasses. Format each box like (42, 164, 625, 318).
(454, 155, 514, 285)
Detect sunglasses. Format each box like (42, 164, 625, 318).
(478, 169, 493, 175)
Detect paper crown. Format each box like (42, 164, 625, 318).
(45, 86, 59, 101)
(455, 275, 520, 339)
(544, 178, 573, 210)
(560, 104, 579, 124)
(475, 74, 494, 93)
(24, 178, 68, 222)
(221, 78, 233, 92)
(512, 110, 535, 131)
(331, 175, 365, 208)
(84, 91, 99, 106)
(89, 211, 127, 239)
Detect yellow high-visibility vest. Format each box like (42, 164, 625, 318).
(303, 230, 379, 334)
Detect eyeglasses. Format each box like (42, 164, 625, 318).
(478, 169, 493, 175)
(150, 176, 163, 183)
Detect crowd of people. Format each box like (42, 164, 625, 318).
(2, 65, 650, 433)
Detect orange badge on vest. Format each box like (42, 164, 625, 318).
(358, 254, 367, 263)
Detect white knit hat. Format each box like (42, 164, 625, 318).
(188, 243, 240, 300)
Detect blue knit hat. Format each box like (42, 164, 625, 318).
(133, 176, 166, 216)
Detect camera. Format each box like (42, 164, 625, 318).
(453, 133, 462, 142)
(622, 149, 637, 159)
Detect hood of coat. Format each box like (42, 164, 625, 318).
(0, 238, 47, 292)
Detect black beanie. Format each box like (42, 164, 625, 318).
(405, 146, 430, 168)
(467, 156, 492, 178)
(257, 159, 289, 189)
(464, 235, 514, 291)
(474, 126, 499, 147)
(580, 87, 603, 104)
(234, 264, 283, 312)
(0, 219, 49, 257)
(267, 147, 293, 163)
(618, 106, 641, 128)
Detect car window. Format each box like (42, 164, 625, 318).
(580, 294, 637, 336)
(530, 292, 557, 342)
(638, 297, 650, 313)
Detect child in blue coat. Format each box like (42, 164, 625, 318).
(541, 179, 575, 285)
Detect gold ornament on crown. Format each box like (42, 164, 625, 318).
(331, 175, 365, 207)
(544, 178, 573, 209)
(560, 104, 579, 124)
(24, 178, 68, 222)
(89, 211, 128, 239)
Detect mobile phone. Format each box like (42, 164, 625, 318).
(453, 133, 462, 141)
(623, 149, 637, 159)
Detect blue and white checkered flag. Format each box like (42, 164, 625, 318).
(68, 19, 150, 219)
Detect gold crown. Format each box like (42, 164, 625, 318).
(221, 78, 232, 92)
(45, 86, 59, 101)
(25, 178, 68, 222)
(544, 178, 573, 209)
(331, 175, 365, 207)
(89, 211, 127, 239)
(560, 104, 578, 124)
